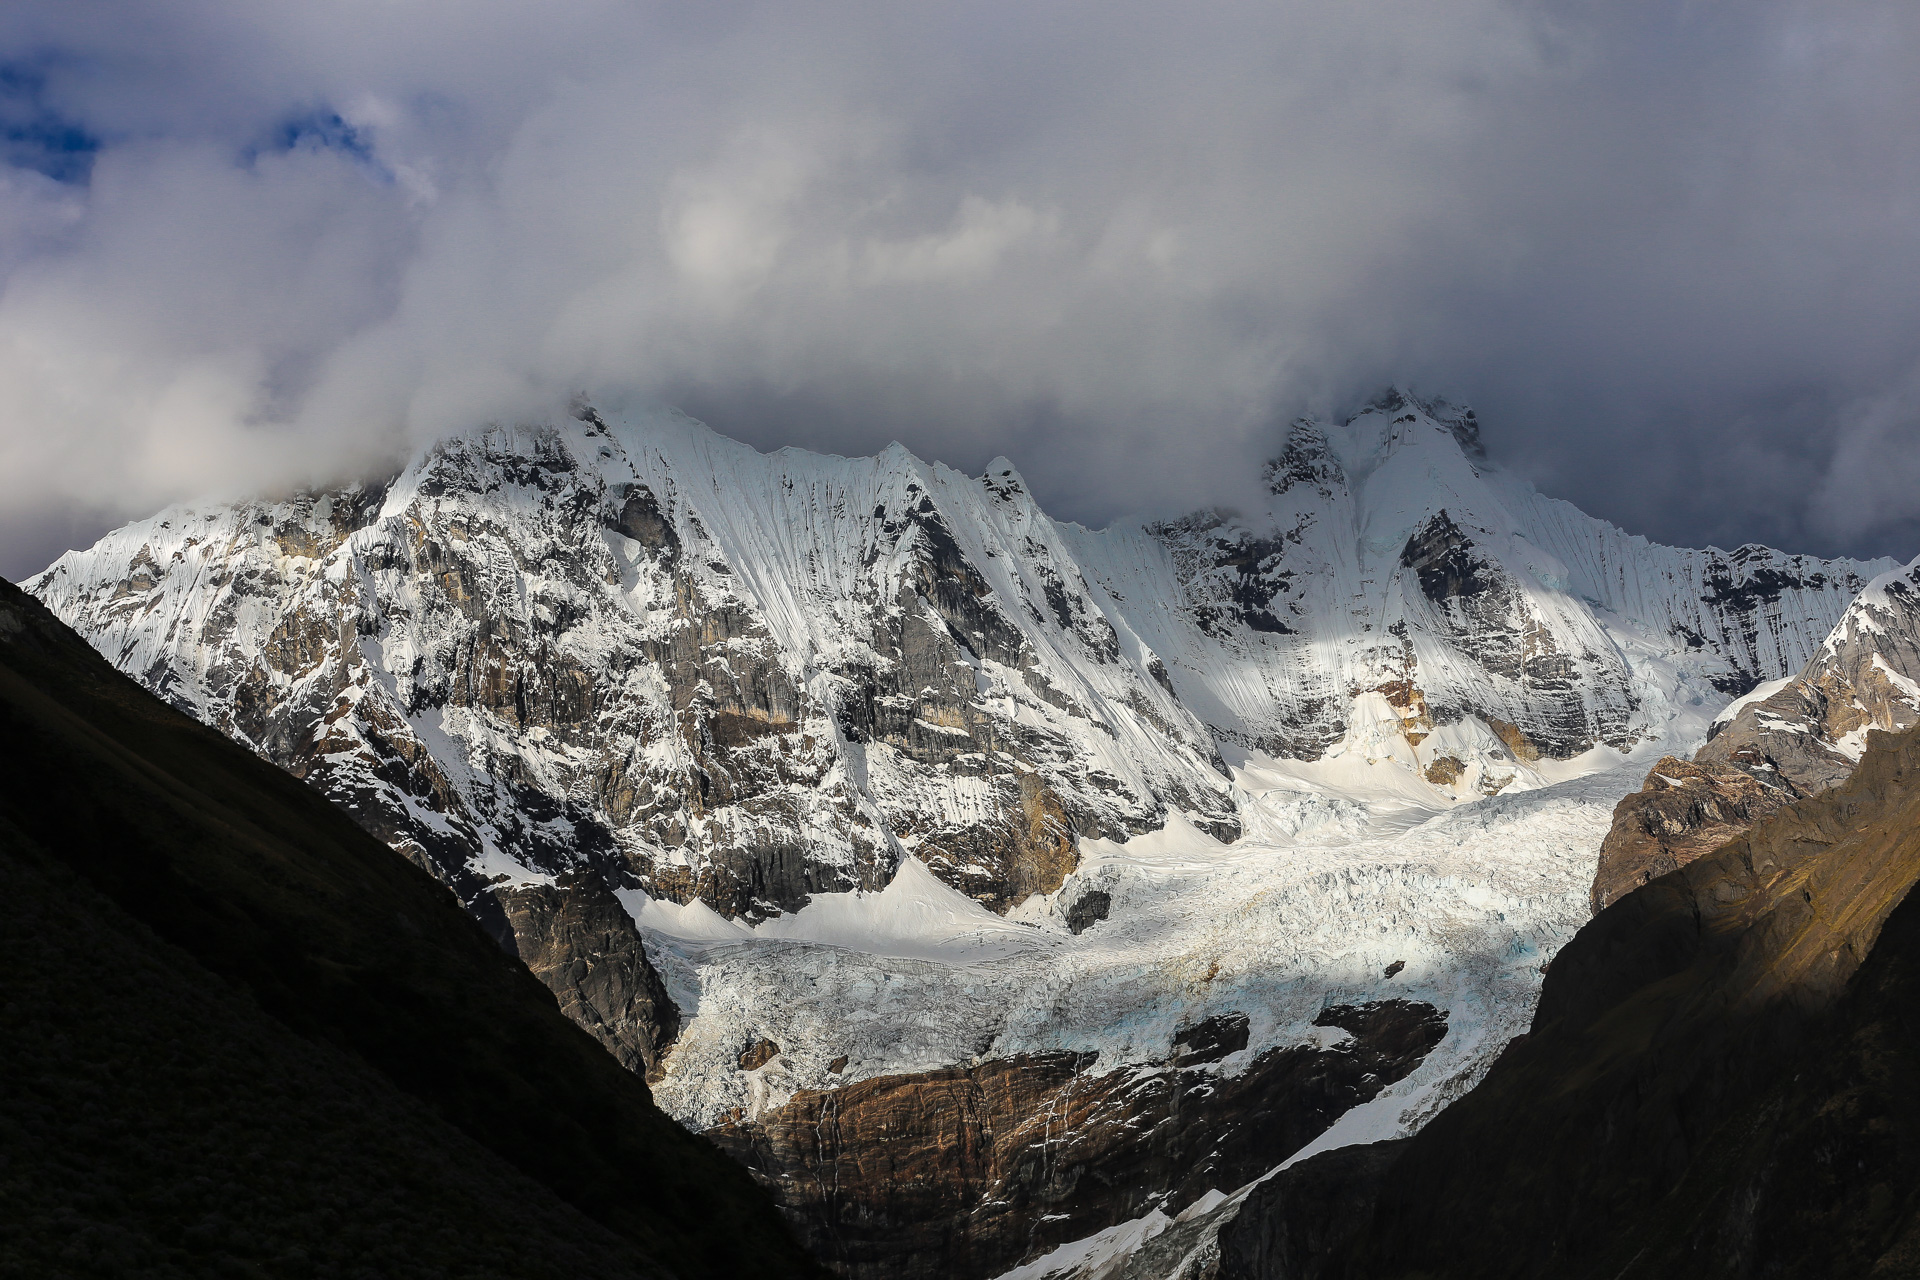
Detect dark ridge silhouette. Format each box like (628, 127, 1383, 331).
(0, 577, 823, 1279)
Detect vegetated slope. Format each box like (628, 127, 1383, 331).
(1594, 553, 1920, 911)
(1, 810, 669, 1280)
(1220, 721, 1920, 1280)
(0, 579, 820, 1280)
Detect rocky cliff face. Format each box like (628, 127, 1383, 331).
(27, 410, 1248, 1076)
(495, 871, 681, 1081)
(30, 394, 1883, 946)
(1593, 554, 1920, 910)
(708, 1001, 1444, 1280)
(1696, 553, 1920, 789)
(1074, 390, 1883, 801)
(1588, 754, 1799, 912)
(29, 410, 1241, 933)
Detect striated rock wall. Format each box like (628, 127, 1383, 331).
(1081, 389, 1884, 802)
(496, 871, 682, 1081)
(1696, 553, 1920, 788)
(33, 400, 1884, 948)
(706, 1001, 1446, 1280)
(29, 413, 1239, 934)
(27, 411, 1249, 1075)
(1589, 754, 1800, 912)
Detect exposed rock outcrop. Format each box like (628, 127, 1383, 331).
(495, 871, 681, 1081)
(1065, 888, 1112, 934)
(1593, 554, 1920, 912)
(33, 398, 1882, 952)
(1589, 754, 1800, 911)
(28, 414, 1243, 946)
(1133, 392, 1881, 793)
(1696, 553, 1920, 789)
(707, 1001, 1446, 1280)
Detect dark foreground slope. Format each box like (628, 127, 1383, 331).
(0, 579, 819, 1280)
(1220, 723, 1920, 1280)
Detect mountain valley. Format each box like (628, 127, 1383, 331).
(22, 388, 1920, 1278)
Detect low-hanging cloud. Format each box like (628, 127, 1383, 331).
(3, 0, 1919, 581)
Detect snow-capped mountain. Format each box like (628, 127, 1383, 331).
(1078, 391, 1879, 796)
(29, 390, 1880, 922)
(25, 389, 1898, 1279)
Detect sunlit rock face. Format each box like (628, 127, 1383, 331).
(33, 392, 1880, 929)
(1098, 390, 1883, 802)
(1594, 554, 1920, 911)
(1694, 554, 1920, 790)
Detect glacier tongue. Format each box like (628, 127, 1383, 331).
(22, 389, 1902, 1278)
(651, 731, 1675, 1126)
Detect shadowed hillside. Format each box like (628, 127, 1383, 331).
(0, 577, 821, 1279)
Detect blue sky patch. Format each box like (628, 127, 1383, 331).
(0, 62, 100, 184)
(244, 108, 389, 182)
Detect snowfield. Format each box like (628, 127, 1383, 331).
(647, 708, 1708, 1141)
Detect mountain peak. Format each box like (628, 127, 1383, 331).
(1298, 389, 1488, 495)
(1339, 386, 1486, 463)
(980, 456, 1028, 502)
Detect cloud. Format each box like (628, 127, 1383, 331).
(1813, 378, 1920, 558)
(2, 0, 1919, 582)
(863, 197, 1059, 285)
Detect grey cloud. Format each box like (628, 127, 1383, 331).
(3, 0, 1919, 583)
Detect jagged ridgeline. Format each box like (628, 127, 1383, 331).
(30, 391, 1885, 934)
(0, 579, 820, 1278)
(1596, 554, 1920, 911)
